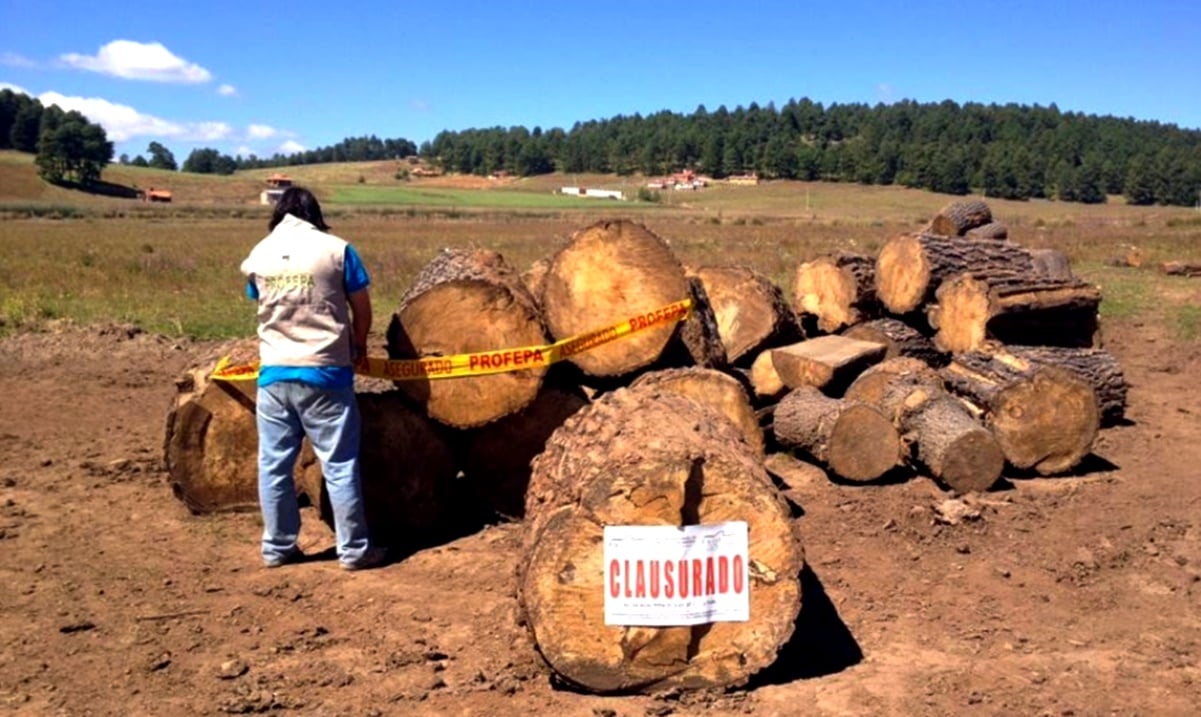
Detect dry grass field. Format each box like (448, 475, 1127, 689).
(3, 153, 1201, 715)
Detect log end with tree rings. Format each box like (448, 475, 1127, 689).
(987, 366, 1099, 475)
(875, 234, 932, 314)
(387, 248, 549, 428)
(519, 390, 803, 693)
(542, 220, 690, 377)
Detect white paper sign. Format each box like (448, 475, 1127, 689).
(603, 521, 749, 626)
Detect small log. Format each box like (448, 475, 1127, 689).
(542, 220, 706, 377)
(749, 349, 787, 402)
(772, 387, 902, 482)
(1029, 248, 1074, 280)
(462, 385, 590, 520)
(851, 370, 1003, 493)
(928, 199, 993, 237)
(875, 234, 1035, 314)
(630, 367, 765, 456)
(982, 345, 1127, 427)
(520, 389, 803, 693)
(928, 272, 1101, 353)
(942, 353, 1100, 475)
(964, 222, 1008, 240)
(386, 248, 549, 428)
(1160, 260, 1201, 277)
(842, 317, 943, 365)
(691, 265, 802, 365)
(770, 335, 886, 393)
(792, 252, 878, 333)
(1106, 246, 1144, 268)
(164, 340, 320, 514)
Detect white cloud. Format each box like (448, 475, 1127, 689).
(235, 146, 255, 157)
(875, 83, 897, 104)
(278, 140, 306, 154)
(1, 52, 37, 69)
(60, 40, 212, 84)
(217, 84, 237, 97)
(1, 82, 30, 96)
(38, 91, 232, 143)
(247, 124, 277, 139)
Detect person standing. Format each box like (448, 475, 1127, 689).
(241, 186, 385, 571)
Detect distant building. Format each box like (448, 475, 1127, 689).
(727, 173, 760, 186)
(560, 186, 625, 201)
(265, 173, 293, 189)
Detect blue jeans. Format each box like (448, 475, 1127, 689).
(256, 381, 370, 566)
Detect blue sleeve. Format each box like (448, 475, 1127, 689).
(246, 278, 259, 300)
(344, 245, 370, 294)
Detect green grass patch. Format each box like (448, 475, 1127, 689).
(1173, 304, 1201, 341)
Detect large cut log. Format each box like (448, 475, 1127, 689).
(521, 256, 552, 304)
(964, 222, 1009, 240)
(772, 387, 902, 482)
(980, 345, 1127, 427)
(520, 389, 803, 693)
(691, 265, 802, 365)
(164, 340, 320, 513)
(541, 220, 725, 378)
(305, 390, 459, 549)
(928, 272, 1101, 352)
(792, 252, 878, 332)
(942, 353, 1100, 475)
(460, 385, 589, 520)
(386, 248, 549, 428)
(770, 335, 886, 393)
(875, 234, 1035, 315)
(842, 317, 943, 365)
(928, 199, 993, 237)
(1160, 261, 1201, 277)
(846, 368, 1003, 493)
(843, 357, 943, 407)
(630, 367, 765, 456)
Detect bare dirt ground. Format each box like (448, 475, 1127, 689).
(1, 319, 1199, 717)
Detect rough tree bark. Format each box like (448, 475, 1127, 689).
(842, 317, 943, 366)
(520, 389, 803, 693)
(964, 222, 1009, 240)
(980, 344, 1127, 427)
(928, 199, 993, 237)
(792, 252, 878, 333)
(874, 233, 1035, 315)
(386, 248, 550, 428)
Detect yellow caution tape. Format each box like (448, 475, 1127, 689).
(212, 298, 692, 383)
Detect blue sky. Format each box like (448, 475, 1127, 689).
(2, 0, 1199, 161)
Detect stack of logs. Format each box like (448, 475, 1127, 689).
(163, 203, 1127, 693)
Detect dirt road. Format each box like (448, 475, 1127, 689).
(1, 321, 1199, 716)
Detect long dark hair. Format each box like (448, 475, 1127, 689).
(269, 186, 330, 231)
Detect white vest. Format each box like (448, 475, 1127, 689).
(241, 214, 353, 367)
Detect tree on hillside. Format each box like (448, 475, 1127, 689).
(35, 106, 113, 184)
(147, 141, 178, 171)
(131, 155, 150, 168)
(182, 147, 237, 175)
(9, 96, 42, 152)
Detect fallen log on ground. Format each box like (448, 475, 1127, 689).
(980, 344, 1127, 427)
(792, 252, 878, 333)
(1160, 260, 1201, 277)
(928, 272, 1101, 352)
(875, 234, 1035, 315)
(386, 248, 550, 428)
(845, 365, 1003, 493)
(691, 265, 802, 365)
(941, 353, 1100, 475)
(771, 386, 902, 482)
(520, 389, 803, 693)
(164, 340, 320, 514)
